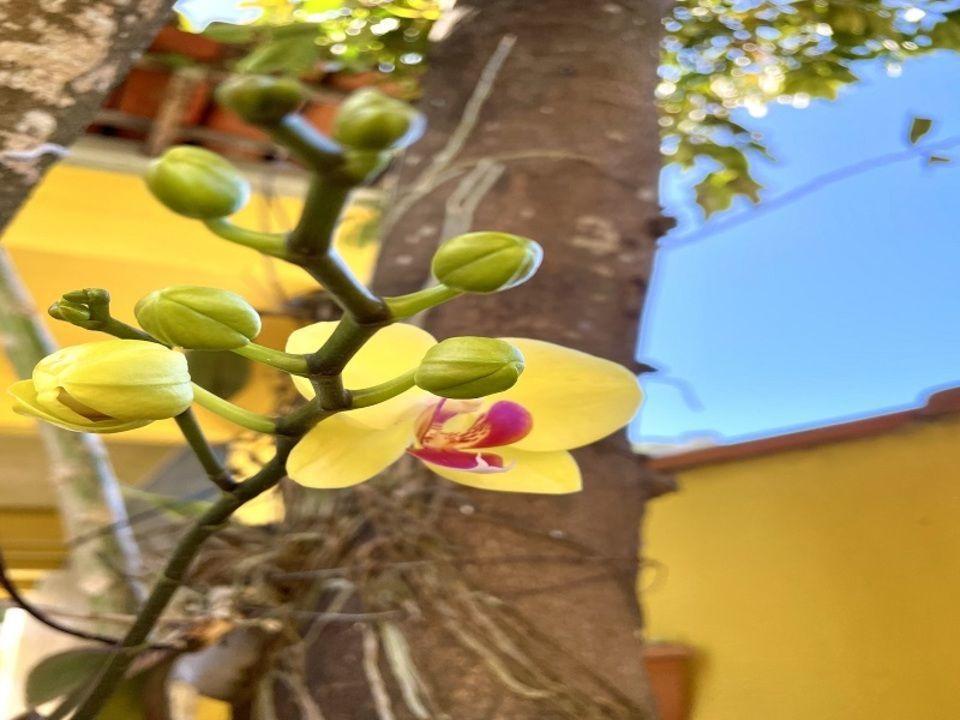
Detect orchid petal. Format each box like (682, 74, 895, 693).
(287, 414, 413, 489)
(493, 338, 642, 451)
(8, 380, 150, 434)
(423, 446, 581, 494)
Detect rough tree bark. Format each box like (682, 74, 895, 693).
(314, 2, 669, 718)
(0, 1, 176, 610)
(0, 0, 173, 231)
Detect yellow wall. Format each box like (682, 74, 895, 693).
(644, 415, 960, 719)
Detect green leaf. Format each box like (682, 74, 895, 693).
(26, 647, 113, 706)
(928, 155, 951, 165)
(909, 117, 933, 145)
(930, 11, 960, 50)
(202, 22, 258, 44)
(302, 0, 346, 13)
(237, 35, 320, 75)
(694, 169, 762, 217)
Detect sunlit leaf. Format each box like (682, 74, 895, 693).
(237, 35, 320, 74)
(694, 169, 762, 217)
(909, 117, 933, 145)
(660, 0, 960, 212)
(201, 22, 258, 44)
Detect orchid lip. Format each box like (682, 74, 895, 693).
(408, 398, 532, 474)
(407, 446, 513, 474)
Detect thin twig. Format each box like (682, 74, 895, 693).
(272, 552, 638, 580)
(381, 35, 516, 237)
(0, 547, 151, 647)
(362, 624, 397, 720)
(441, 159, 505, 240)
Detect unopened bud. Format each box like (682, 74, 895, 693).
(146, 146, 250, 219)
(9, 340, 192, 433)
(415, 337, 524, 399)
(135, 286, 261, 350)
(432, 232, 543, 294)
(333, 89, 424, 151)
(215, 75, 306, 125)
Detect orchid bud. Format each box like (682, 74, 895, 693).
(8, 340, 192, 433)
(146, 146, 250, 219)
(431, 232, 543, 294)
(135, 286, 261, 350)
(415, 337, 524, 399)
(333, 89, 424, 151)
(215, 75, 306, 125)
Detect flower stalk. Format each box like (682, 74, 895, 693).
(36, 78, 577, 719)
(203, 218, 287, 257)
(351, 369, 417, 409)
(232, 342, 310, 375)
(191, 383, 277, 435)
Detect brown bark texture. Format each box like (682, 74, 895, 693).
(307, 2, 670, 718)
(0, 0, 174, 232)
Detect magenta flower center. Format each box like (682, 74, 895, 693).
(407, 399, 533, 473)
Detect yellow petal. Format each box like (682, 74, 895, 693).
(8, 380, 149, 434)
(286, 414, 412, 489)
(425, 447, 581, 494)
(285, 321, 435, 428)
(493, 338, 642, 451)
(234, 486, 285, 526)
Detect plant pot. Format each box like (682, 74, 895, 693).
(202, 105, 271, 158)
(117, 67, 210, 123)
(643, 643, 694, 720)
(303, 101, 338, 135)
(150, 25, 223, 62)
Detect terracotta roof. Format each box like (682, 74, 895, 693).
(645, 386, 960, 472)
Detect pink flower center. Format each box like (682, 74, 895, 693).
(407, 399, 533, 473)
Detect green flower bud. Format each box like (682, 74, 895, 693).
(340, 149, 392, 183)
(8, 340, 193, 433)
(146, 146, 250, 219)
(415, 337, 524, 399)
(333, 89, 424, 151)
(215, 75, 306, 125)
(135, 286, 262, 350)
(431, 232, 543, 294)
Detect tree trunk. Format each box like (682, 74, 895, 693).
(0, 0, 174, 231)
(315, 2, 668, 718)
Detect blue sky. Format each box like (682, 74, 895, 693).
(633, 51, 960, 448)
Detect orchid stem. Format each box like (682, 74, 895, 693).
(67, 101, 393, 720)
(385, 285, 463, 319)
(233, 342, 310, 374)
(204, 218, 287, 257)
(190, 383, 277, 434)
(67, 446, 294, 720)
(351, 369, 417, 408)
(174, 409, 235, 492)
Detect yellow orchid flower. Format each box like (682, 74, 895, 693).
(284, 323, 642, 494)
